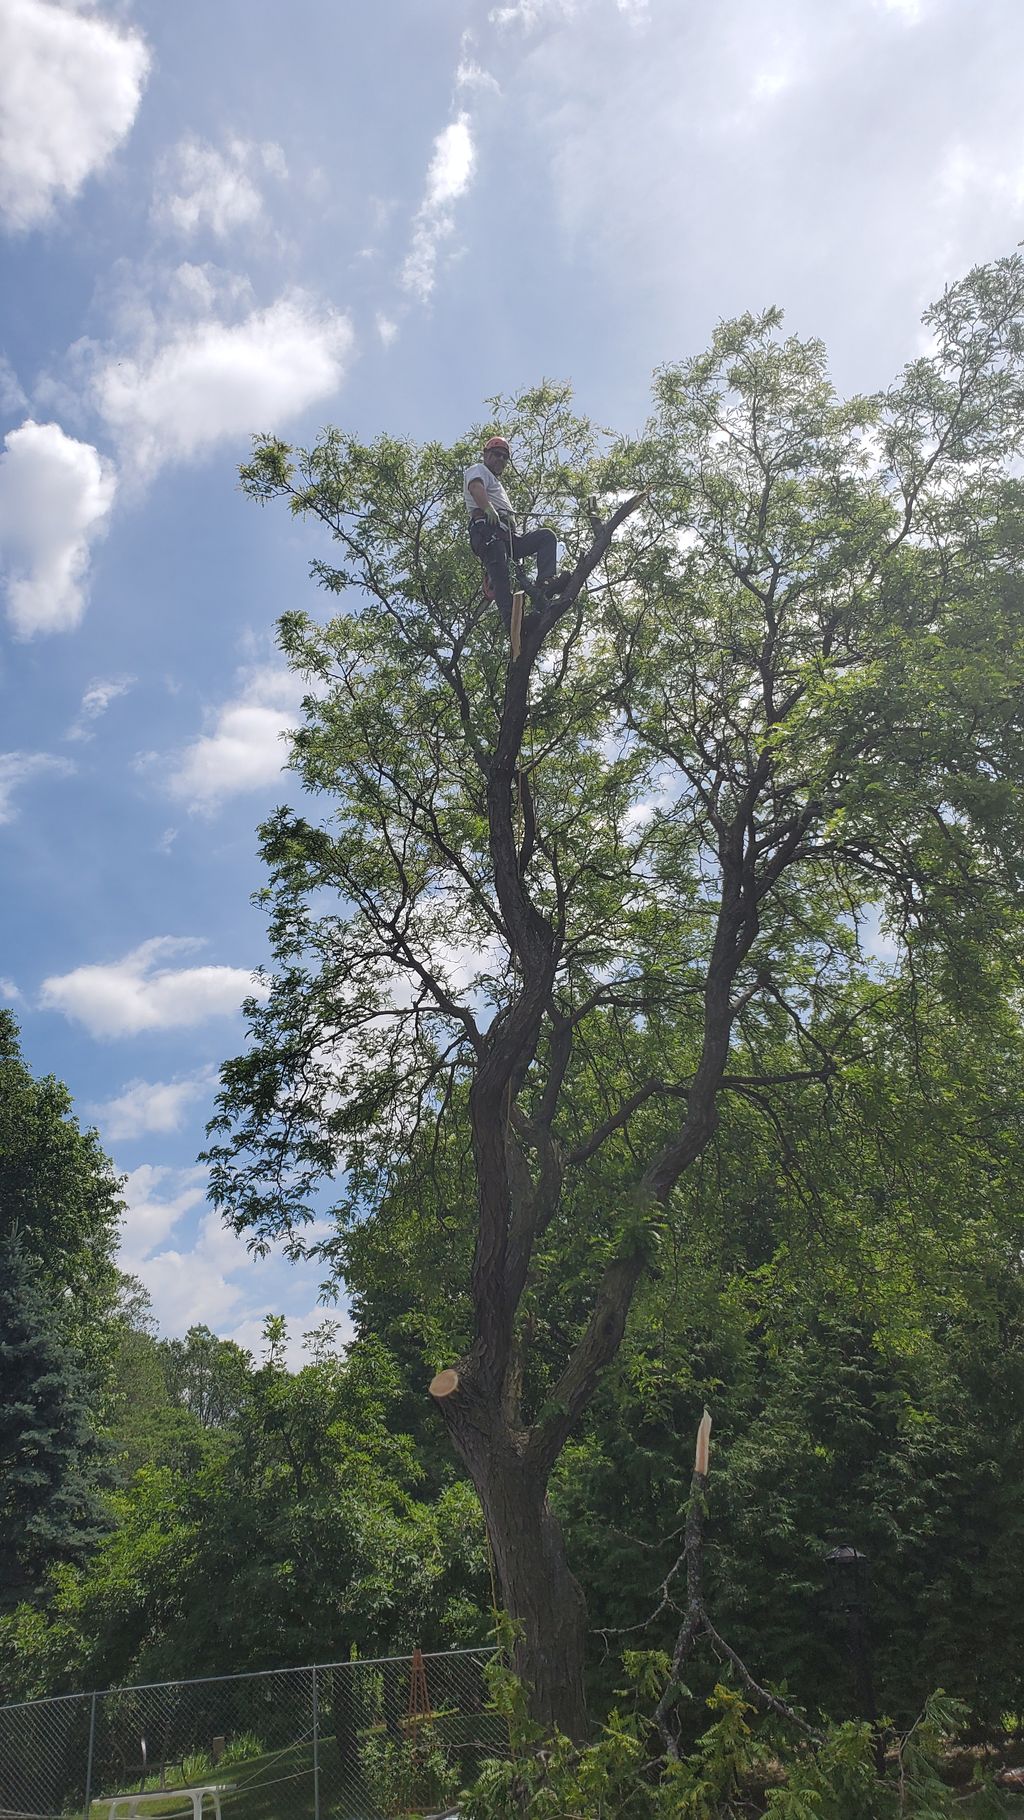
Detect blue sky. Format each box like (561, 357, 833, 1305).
(1, 0, 1021, 1365)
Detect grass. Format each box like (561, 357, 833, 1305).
(85, 1732, 474, 1820)
(88, 1743, 316, 1820)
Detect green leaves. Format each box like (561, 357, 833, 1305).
(210, 257, 1024, 1725)
(1, 1326, 492, 1695)
(0, 1010, 123, 1366)
(0, 1236, 112, 1596)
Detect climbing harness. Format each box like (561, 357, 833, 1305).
(471, 505, 519, 639)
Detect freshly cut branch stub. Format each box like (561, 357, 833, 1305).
(695, 1408, 712, 1477)
(429, 1367, 460, 1399)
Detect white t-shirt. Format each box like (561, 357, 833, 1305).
(464, 462, 513, 518)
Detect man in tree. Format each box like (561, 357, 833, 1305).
(465, 434, 564, 629)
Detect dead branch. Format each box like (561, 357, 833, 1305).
(652, 1414, 822, 1759)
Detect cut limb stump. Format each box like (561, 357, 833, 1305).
(510, 590, 525, 659)
(429, 1367, 460, 1399)
(695, 1407, 712, 1476)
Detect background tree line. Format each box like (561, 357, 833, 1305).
(4, 972, 1024, 1735)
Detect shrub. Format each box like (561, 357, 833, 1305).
(461, 1653, 1005, 1820)
(217, 1733, 265, 1767)
(358, 1726, 460, 1815)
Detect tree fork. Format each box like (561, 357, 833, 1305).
(428, 1362, 589, 1740)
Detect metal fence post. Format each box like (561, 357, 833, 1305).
(82, 1692, 98, 1820)
(311, 1665, 320, 1820)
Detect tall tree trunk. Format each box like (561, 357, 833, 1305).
(482, 1455, 588, 1740)
(449, 1409, 589, 1739)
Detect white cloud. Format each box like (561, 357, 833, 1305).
(456, 58, 501, 94)
(154, 135, 287, 239)
(0, 0, 150, 231)
(0, 751, 75, 824)
(66, 673, 135, 741)
(424, 114, 476, 210)
(227, 1306, 354, 1371)
(94, 289, 355, 480)
(121, 1169, 350, 1358)
(750, 55, 800, 104)
(859, 902, 901, 967)
(0, 356, 27, 417)
(94, 1068, 216, 1140)
(375, 312, 398, 347)
(401, 114, 477, 301)
(935, 138, 1024, 236)
(0, 420, 116, 637)
(170, 263, 260, 322)
(483, 0, 1024, 401)
(872, 0, 925, 19)
(41, 935, 265, 1038)
(489, 0, 576, 28)
(137, 1208, 265, 1335)
(166, 662, 307, 811)
(119, 1162, 207, 1269)
(0, 977, 23, 1003)
(489, 0, 640, 27)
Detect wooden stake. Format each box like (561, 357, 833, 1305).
(510, 590, 525, 659)
(429, 1367, 460, 1399)
(407, 1646, 432, 1727)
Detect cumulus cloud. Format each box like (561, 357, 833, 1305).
(483, 0, 1024, 397)
(119, 1162, 207, 1269)
(94, 288, 354, 479)
(0, 751, 75, 824)
(121, 1168, 349, 1355)
(0, 0, 150, 231)
(165, 662, 307, 811)
(66, 674, 135, 741)
(134, 1206, 268, 1334)
(154, 135, 287, 239)
(41, 935, 265, 1038)
(401, 114, 477, 301)
(0, 420, 116, 638)
(94, 1068, 217, 1141)
(0, 977, 23, 1003)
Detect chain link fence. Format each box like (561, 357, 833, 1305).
(0, 1650, 504, 1820)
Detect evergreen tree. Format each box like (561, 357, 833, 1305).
(0, 1010, 123, 1378)
(0, 1235, 110, 1612)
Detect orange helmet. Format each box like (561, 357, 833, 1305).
(483, 435, 510, 456)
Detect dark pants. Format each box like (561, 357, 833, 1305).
(469, 517, 557, 631)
